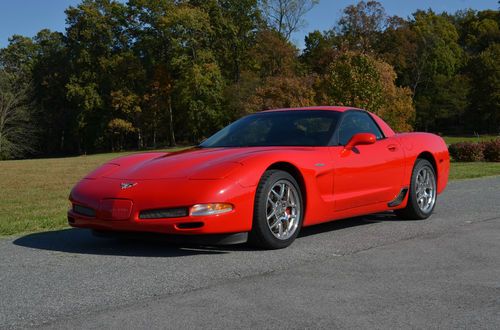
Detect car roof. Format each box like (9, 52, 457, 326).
(261, 106, 361, 113)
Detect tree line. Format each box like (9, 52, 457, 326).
(0, 0, 498, 160)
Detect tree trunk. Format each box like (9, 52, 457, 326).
(168, 94, 176, 147)
(137, 128, 143, 149)
(60, 130, 65, 151)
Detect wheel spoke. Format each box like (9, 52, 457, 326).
(271, 188, 281, 199)
(269, 219, 279, 230)
(267, 208, 277, 220)
(282, 219, 289, 234)
(279, 183, 286, 198)
(277, 222, 284, 237)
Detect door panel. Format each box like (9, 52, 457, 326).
(330, 137, 405, 211)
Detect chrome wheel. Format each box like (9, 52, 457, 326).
(415, 166, 436, 213)
(266, 180, 301, 240)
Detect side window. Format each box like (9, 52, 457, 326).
(338, 112, 384, 145)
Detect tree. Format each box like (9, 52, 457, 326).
(0, 71, 35, 159)
(244, 75, 315, 112)
(301, 30, 338, 74)
(377, 17, 418, 88)
(65, 0, 132, 152)
(467, 43, 500, 133)
(316, 52, 383, 112)
(0, 35, 39, 159)
(336, 0, 387, 53)
(31, 29, 74, 155)
(106, 118, 135, 151)
(455, 9, 500, 54)
(191, 0, 261, 82)
(0, 35, 37, 81)
(411, 10, 464, 94)
(260, 0, 319, 40)
(374, 60, 415, 132)
(128, 0, 176, 146)
(316, 52, 414, 131)
(249, 29, 299, 77)
(410, 10, 464, 130)
(162, 4, 225, 142)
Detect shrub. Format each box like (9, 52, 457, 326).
(448, 142, 484, 162)
(482, 139, 500, 162)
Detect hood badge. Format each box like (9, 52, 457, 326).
(120, 182, 137, 190)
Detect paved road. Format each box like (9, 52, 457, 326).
(1, 176, 499, 329)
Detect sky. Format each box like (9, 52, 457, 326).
(0, 0, 497, 49)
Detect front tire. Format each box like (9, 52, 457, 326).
(396, 158, 437, 220)
(249, 170, 304, 249)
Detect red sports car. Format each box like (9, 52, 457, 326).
(68, 106, 449, 249)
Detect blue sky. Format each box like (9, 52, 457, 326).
(0, 0, 497, 49)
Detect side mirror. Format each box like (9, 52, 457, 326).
(344, 133, 376, 150)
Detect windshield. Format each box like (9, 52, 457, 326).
(200, 110, 341, 148)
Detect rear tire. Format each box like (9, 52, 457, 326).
(396, 158, 437, 220)
(249, 170, 304, 249)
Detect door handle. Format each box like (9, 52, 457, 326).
(387, 144, 398, 151)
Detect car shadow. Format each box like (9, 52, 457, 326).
(298, 211, 399, 238)
(13, 212, 403, 257)
(12, 228, 230, 257)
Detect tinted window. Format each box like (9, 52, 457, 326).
(338, 111, 384, 145)
(200, 110, 340, 147)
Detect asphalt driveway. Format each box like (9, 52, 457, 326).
(1, 176, 499, 329)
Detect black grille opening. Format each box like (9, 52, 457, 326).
(139, 207, 188, 219)
(73, 204, 96, 217)
(176, 222, 204, 229)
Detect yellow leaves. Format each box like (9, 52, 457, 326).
(110, 90, 141, 114)
(244, 75, 315, 113)
(107, 118, 135, 134)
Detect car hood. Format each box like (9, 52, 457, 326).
(102, 147, 273, 180)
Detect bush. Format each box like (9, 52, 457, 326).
(482, 139, 500, 162)
(448, 142, 484, 162)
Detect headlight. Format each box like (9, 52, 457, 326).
(189, 203, 233, 216)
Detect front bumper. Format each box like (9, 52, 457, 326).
(68, 177, 255, 235)
(67, 205, 250, 235)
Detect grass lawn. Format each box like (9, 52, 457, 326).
(0, 151, 499, 237)
(448, 162, 500, 180)
(443, 135, 498, 144)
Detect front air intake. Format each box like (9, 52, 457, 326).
(73, 204, 96, 217)
(139, 207, 188, 219)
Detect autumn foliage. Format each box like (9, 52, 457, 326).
(0, 0, 498, 159)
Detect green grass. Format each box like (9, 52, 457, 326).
(0, 150, 499, 236)
(443, 135, 498, 145)
(448, 162, 500, 180)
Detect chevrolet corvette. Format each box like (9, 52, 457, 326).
(68, 106, 450, 249)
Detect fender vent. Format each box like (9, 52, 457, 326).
(388, 187, 409, 207)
